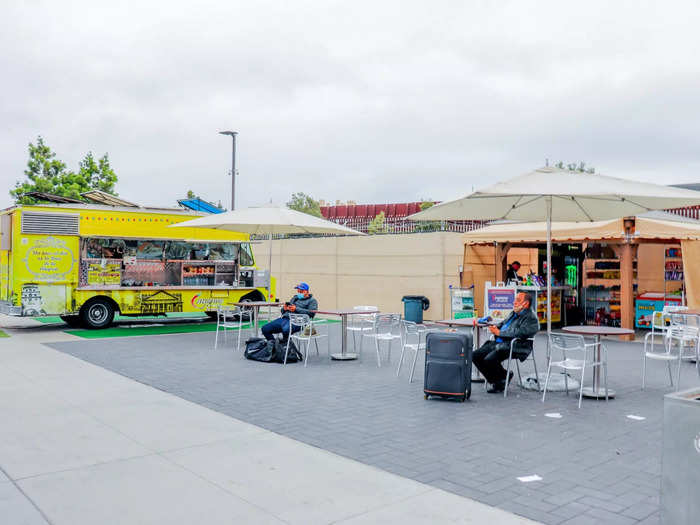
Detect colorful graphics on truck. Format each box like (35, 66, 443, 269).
(0, 204, 273, 326)
(22, 237, 76, 282)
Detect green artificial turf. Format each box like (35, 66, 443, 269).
(66, 321, 256, 339)
(34, 312, 208, 324)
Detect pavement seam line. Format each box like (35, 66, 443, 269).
(0, 463, 54, 525)
(11, 452, 162, 483)
(32, 338, 440, 525)
(154, 450, 291, 525)
(21, 339, 291, 523)
(326, 486, 437, 524)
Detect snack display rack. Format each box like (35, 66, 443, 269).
(582, 243, 637, 326)
(449, 286, 475, 319)
(663, 245, 684, 300)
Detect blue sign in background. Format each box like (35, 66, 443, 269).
(487, 288, 515, 310)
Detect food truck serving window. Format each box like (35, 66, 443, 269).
(79, 237, 252, 288)
(82, 238, 243, 261)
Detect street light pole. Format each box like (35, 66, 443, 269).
(219, 131, 237, 210)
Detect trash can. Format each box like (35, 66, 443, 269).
(662, 387, 700, 525)
(402, 295, 430, 324)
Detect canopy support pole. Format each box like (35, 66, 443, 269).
(267, 232, 273, 301)
(619, 242, 635, 341)
(546, 196, 552, 337)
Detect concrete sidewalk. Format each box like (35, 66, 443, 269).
(0, 324, 537, 524)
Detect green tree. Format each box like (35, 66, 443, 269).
(287, 192, 322, 217)
(11, 136, 119, 204)
(415, 199, 440, 232)
(419, 200, 435, 211)
(368, 211, 387, 234)
(77, 151, 117, 194)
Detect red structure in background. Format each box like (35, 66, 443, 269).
(320, 201, 484, 233)
(669, 205, 700, 220)
(320, 201, 700, 234)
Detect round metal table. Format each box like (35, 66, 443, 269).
(561, 325, 635, 399)
(314, 309, 382, 360)
(233, 301, 281, 337)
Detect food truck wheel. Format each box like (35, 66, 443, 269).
(60, 315, 83, 328)
(238, 298, 254, 321)
(80, 299, 115, 329)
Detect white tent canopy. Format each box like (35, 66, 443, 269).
(410, 167, 700, 222)
(409, 167, 700, 341)
(170, 203, 364, 301)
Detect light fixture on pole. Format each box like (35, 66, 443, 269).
(219, 131, 237, 210)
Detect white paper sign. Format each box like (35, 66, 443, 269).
(517, 475, 543, 483)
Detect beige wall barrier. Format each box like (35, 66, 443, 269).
(254, 232, 466, 320)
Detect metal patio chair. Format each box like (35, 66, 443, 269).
(347, 305, 378, 357)
(286, 314, 329, 366)
(214, 305, 245, 351)
(642, 309, 678, 389)
(659, 312, 700, 390)
(543, 333, 608, 409)
(504, 336, 539, 397)
(396, 320, 427, 383)
(362, 313, 402, 367)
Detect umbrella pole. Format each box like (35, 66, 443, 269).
(267, 232, 272, 301)
(546, 196, 552, 337)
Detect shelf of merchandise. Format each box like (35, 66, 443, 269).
(664, 245, 684, 300)
(582, 256, 637, 326)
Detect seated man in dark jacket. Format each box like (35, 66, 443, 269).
(261, 282, 318, 342)
(473, 292, 539, 393)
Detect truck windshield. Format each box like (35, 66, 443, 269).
(240, 243, 254, 266)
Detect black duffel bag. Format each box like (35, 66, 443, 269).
(244, 337, 274, 362)
(244, 337, 303, 364)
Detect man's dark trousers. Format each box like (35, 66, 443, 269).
(472, 340, 510, 384)
(261, 317, 301, 341)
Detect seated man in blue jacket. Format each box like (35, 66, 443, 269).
(473, 292, 539, 393)
(261, 282, 318, 342)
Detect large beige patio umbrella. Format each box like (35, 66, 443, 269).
(408, 167, 700, 333)
(170, 203, 364, 300)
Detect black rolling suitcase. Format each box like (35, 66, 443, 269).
(424, 331, 472, 402)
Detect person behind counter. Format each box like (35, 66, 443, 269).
(506, 261, 522, 284)
(473, 292, 539, 393)
(261, 282, 318, 342)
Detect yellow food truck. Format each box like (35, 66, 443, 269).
(0, 203, 274, 328)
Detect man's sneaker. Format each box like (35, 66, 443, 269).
(487, 382, 505, 394)
(487, 372, 514, 394)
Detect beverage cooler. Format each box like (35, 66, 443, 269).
(635, 292, 682, 328)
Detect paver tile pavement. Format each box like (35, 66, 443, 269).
(0, 321, 539, 524)
(42, 321, 694, 524)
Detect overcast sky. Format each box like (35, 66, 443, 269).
(2, 1, 700, 210)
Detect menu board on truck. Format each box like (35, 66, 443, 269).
(87, 262, 122, 286)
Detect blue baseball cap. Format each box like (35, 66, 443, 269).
(295, 282, 309, 291)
